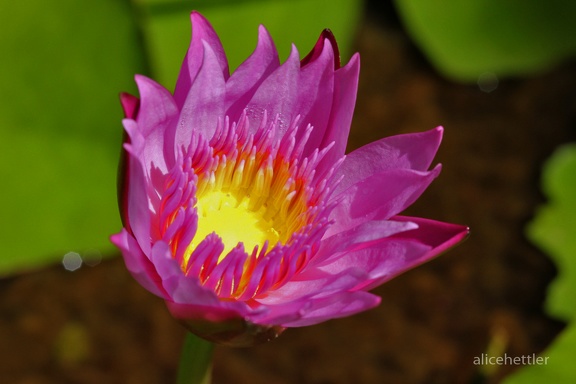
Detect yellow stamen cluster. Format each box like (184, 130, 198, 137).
(184, 141, 309, 264)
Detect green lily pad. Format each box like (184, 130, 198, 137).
(504, 324, 576, 383)
(529, 144, 576, 321)
(0, 0, 146, 274)
(504, 144, 576, 382)
(395, 0, 576, 81)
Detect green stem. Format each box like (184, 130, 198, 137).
(176, 332, 214, 384)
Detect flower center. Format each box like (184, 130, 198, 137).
(193, 190, 280, 260)
(158, 116, 336, 299)
(179, 120, 311, 267)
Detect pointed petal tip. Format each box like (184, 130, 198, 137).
(133, 74, 166, 98)
(119, 92, 139, 119)
(393, 216, 470, 257)
(109, 231, 125, 247)
(255, 24, 278, 56)
(422, 125, 444, 143)
(348, 51, 360, 67)
(301, 28, 341, 69)
(190, 10, 209, 25)
(453, 224, 471, 244)
(133, 73, 152, 87)
(257, 23, 270, 36)
(433, 223, 470, 257)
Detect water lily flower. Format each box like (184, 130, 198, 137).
(111, 11, 468, 347)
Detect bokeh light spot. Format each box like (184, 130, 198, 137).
(478, 72, 499, 93)
(62, 252, 82, 271)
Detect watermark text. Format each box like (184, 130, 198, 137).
(473, 353, 548, 366)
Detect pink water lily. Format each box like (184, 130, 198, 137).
(111, 11, 468, 346)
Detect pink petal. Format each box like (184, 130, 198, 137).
(317, 219, 418, 258)
(134, 75, 179, 139)
(225, 25, 280, 122)
(279, 290, 380, 327)
(301, 29, 341, 70)
(313, 238, 432, 291)
(296, 38, 336, 158)
(314, 217, 468, 292)
(243, 45, 301, 136)
(318, 53, 360, 168)
(149, 241, 220, 305)
(133, 75, 179, 173)
(244, 300, 309, 327)
(177, 41, 226, 145)
(390, 215, 470, 257)
(120, 140, 153, 256)
(327, 165, 441, 236)
(244, 39, 340, 156)
(174, 11, 229, 108)
(257, 267, 368, 306)
(119, 92, 139, 119)
(110, 229, 166, 298)
(149, 241, 250, 316)
(335, 127, 444, 195)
